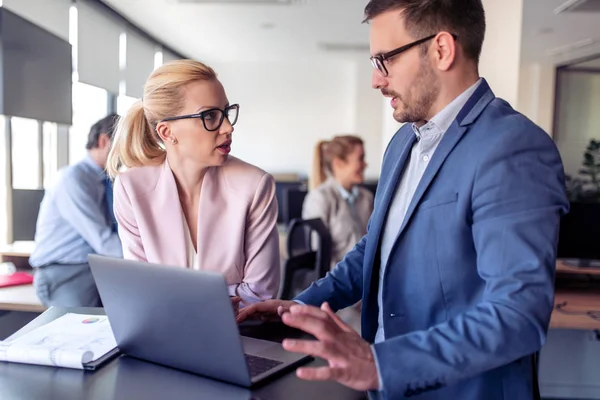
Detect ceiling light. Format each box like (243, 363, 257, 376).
(554, 0, 589, 14)
(546, 38, 595, 56)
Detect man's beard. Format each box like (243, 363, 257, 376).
(385, 58, 440, 124)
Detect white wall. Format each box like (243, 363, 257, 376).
(554, 71, 600, 178)
(517, 62, 556, 136)
(194, 0, 531, 181)
(351, 59, 386, 179)
(215, 59, 384, 179)
(480, 0, 524, 108)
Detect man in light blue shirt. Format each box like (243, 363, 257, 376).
(30, 114, 122, 307)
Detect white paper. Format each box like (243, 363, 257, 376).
(0, 313, 117, 369)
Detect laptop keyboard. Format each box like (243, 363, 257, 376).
(244, 354, 283, 377)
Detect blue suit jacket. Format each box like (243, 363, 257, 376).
(295, 80, 569, 399)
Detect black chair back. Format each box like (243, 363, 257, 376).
(279, 218, 332, 300)
(359, 180, 378, 197)
(274, 181, 308, 224)
(274, 181, 303, 224)
(282, 187, 308, 225)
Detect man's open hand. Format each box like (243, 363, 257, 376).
(281, 302, 380, 392)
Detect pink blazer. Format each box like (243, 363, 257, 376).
(113, 156, 280, 305)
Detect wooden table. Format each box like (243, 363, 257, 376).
(556, 259, 600, 276)
(0, 241, 35, 270)
(550, 288, 600, 330)
(0, 242, 43, 312)
(0, 241, 34, 257)
(0, 284, 45, 312)
(552, 260, 600, 330)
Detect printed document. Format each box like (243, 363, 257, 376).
(0, 313, 117, 369)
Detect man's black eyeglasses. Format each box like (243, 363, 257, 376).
(159, 104, 240, 132)
(370, 33, 458, 77)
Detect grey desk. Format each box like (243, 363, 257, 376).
(0, 308, 366, 400)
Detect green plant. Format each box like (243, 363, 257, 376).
(566, 139, 600, 202)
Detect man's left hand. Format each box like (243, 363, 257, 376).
(281, 302, 380, 392)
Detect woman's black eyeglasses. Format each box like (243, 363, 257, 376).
(370, 33, 458, 77)
(159, 104, 240, 132)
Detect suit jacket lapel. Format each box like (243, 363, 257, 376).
(156, 160, 188, 268)
(194, 167, 216, 269)
(394, 80, 496, 243)
(397, 122, 467, 235)
(363, 128, 417, 288)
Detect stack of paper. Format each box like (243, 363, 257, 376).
(0, 313, 118, 369)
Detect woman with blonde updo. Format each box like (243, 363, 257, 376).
(107, 60, 280, 307)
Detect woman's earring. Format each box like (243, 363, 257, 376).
(171, 138, 178, 145)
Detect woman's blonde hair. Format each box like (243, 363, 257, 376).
(106, 59, 217, 178)
(310, 135, 364, 191)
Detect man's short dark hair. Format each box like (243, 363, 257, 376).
(86, 113, 120, 150)
(364, 0, 486, 63)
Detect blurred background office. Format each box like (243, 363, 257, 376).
(0, 1, 599, 399)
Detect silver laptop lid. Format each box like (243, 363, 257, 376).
(88, 255, 252, 387)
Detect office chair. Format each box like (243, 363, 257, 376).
(282, 186, 308, 225)
(279, 218, 332, 300)
(359, 180, 378, 197)
(274, 181, 303, 224)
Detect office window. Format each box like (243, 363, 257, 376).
(70, 82, 108, 164)
(11, 117, 41, 190)
(154, 50, 163, 69)
(43, 122, 59, 188)
(117, 94, 139, 116)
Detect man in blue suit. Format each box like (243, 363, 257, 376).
(238, 0, 568, 398)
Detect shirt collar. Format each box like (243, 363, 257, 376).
(82, 154, 108, 181)
(411, 78, 483, 140)
(337, 183, 359, 205)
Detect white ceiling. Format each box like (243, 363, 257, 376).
(103, 0, 370, 63)
(104, 0, 600, 66)
(521, 0, 600, 65)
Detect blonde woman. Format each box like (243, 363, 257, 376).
(106, 60, 280, 306)
(303, 135, 374, 268)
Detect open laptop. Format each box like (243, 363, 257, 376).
(88, 255, 311, 387)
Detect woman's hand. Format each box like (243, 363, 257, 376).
(230, 296, 242, 316)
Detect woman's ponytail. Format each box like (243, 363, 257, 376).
(106, 100, 166, 178)
(310, 140, 328, 191)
